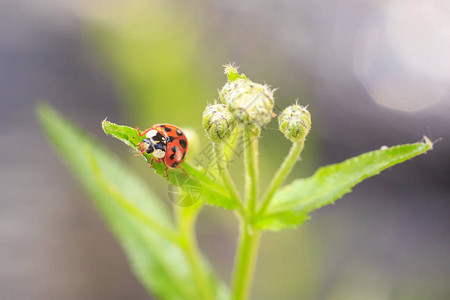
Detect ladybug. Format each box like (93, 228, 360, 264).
(136, 124, 188, 179)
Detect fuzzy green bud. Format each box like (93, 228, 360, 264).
(219, 66, 274, 133)
(202, 104, 235, 143)
(279, 104, 311, 142)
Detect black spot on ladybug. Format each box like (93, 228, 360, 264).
(181, 152, 186, 160)
(164, 127, 172, 132)
(153, 132, 165, 143)
(176, 129, 183, 136)
(170, 153, 175, 160)
(179, 139, 187, 149)
(171, 146, 179, 153)
(171, 161, 179, 168)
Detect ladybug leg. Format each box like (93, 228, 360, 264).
(149, 157, 163, 168)
(136, 127, 151, 137)
(134, 143, 146, 157)
(135, 140, 151, 157)
(179, 166, 189, 177)
(135, 126, 141, 135)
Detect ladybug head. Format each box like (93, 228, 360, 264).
(138, 138, 154, 155)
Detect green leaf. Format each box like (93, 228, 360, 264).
(37, 104, 228, 300)
(102, 120, 239, 210)
(253, 140, 433, 231)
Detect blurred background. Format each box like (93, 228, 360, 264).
(1, 0, 449, 299)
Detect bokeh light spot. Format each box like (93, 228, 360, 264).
(354, 0, 450, 112)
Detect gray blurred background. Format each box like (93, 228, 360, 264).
(1, 0, 449, 299)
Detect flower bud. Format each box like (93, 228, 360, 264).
(219, 66, 274, 133)
(202, 104, 235, 143)
(279, 104, 311, 142)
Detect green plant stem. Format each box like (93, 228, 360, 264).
(258, 140, 305, 216)
(244, 130, 259, 216)
(176, 204, 214, 300)
(213, 143, 245, 217)
(181, 236, 213, 300)
(229, 129, 262, 300)
(231, 225, 261, 300)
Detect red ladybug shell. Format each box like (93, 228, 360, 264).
(151, 123, 188, 169)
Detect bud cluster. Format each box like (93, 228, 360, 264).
(203, 65, 311, 144)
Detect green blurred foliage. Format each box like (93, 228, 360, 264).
(85, 0, 223, 128)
